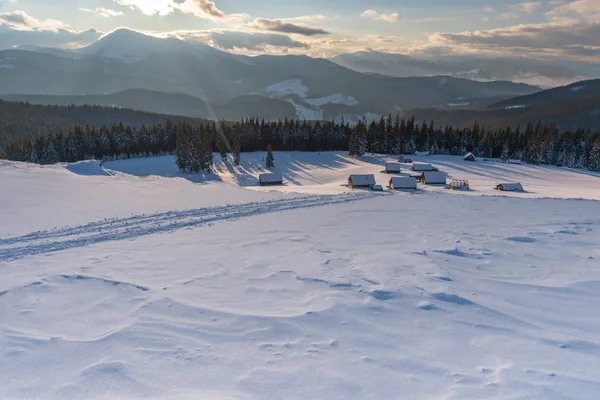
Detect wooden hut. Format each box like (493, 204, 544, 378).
(495, 183, 524, 192)
(371, 184, 384, 191)
(412, 163, 438, 172)
(389, 177, 417, 190)
(348, 174, 376, 189)
(420, 171, 447, 185)
(463, 152, 476, 162)
(385, 162, 402, 174)
(259, 173, 283, 186)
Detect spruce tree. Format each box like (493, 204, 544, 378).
(232, 127, 242, 166)
(266, 143, 275, 169)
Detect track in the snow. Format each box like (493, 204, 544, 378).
(0, 193, 374, 261)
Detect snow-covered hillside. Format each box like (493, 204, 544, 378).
(255, 79, 360, 121)
(2, 153, 600, 399)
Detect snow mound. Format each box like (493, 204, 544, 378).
(65, 160, 113, 176)
(570, 85, 585, 92)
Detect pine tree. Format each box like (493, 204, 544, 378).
(266, 143, 275, 169)
(217, 128, 229, 162)
(232, 126, 242, 166)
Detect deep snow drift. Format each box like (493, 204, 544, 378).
(1, 153, 600, 400)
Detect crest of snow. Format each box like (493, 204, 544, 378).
(447, 102, 470, 107)
(505, 104, 528, 110)
(570, 85, 585, 92)
(305, 94, 359, 107)
(260, 79, 309, 99)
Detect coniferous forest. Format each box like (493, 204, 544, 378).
(3, 114, 600, 172)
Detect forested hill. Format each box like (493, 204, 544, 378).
(0, 100, 208, 148)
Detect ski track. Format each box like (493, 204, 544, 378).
(0, 193, 373, 262)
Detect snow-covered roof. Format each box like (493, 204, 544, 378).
(371, 184, 384, 191)
(464, 152, 475, 160)
(508, 159, 522, 164)
(386, 163, 402, 172)
(390, 177, 417, 189)
(412, 163, 437, 171)
(415, 151, 430, 156)
(421, 171, 447, 184)
(349, 174, 376, 186)
(497, 183, 524, 192)
(259, 173, 283, 183)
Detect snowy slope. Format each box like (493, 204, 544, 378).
(255, 79, 360, 121)
(2, 154, 600, 400)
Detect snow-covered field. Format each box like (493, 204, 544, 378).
(2, 153, 600, 400)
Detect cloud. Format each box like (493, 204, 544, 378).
(513, 2, 543, 13)
(80, 8, 124, 18)
(205, 31, 308, 51)
(430, 19, 600, 59)
(251, 18, 329, 36)
(115, 0, 225, 19)
(361, 10, 400, 22)
(499, 2, 543, 19)
(190, 0, 225, 18)
(0, 26, 101, 49)
(0, 10, 67, 31)
(546, 0, 600, 19)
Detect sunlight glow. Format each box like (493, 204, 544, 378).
(115, 0, 174, 16)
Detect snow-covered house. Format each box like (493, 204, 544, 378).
(348, 174, 376, 188)
(259, 173, 283, 186)
(420, 171, 447, 185)
(507, 159, 522, 165)
(412, 163, 438, 172)
(464, 152, 476, 162)
(371, 184, 384, 191)
(389, 177, 417, 190)
(385, 163, 402, 174)
(495, 183, 524, 192)
(415, 151, 430, 156)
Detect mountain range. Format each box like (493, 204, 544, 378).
(0, 28, 540, 122)
(330, 51, 599, 88)
(407, 79, 600, 131)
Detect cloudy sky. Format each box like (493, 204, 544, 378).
(0, 0, 598, 60)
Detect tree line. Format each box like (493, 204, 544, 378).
(3, 115, 600, 172)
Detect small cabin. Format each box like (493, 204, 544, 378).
(348, 174, 376, 189)
(420, 171, 447, 185)
(389, 177, 417, 190)
(495, 183, 524, 192)
(399, 156, 413, 163)
(463, 152, 476, 162)
(385, 162, 402, 174)
(507, 159, 522, 165)
(412, 163, 438, 172)
(259, 173, 283, 186)
(371, 184, 384, 191)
